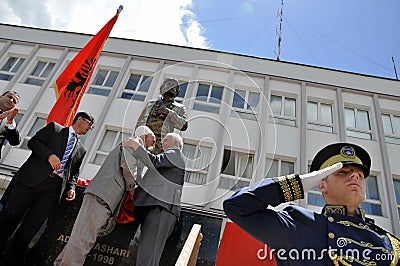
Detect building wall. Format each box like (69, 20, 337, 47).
(1, 24, 400, 237)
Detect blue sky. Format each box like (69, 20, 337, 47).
(1, 0, 399, 79)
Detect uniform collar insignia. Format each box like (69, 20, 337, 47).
(322, 205, 366, 221)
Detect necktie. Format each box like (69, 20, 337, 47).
(57, 133, 76, 174)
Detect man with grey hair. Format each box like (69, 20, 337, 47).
(54, 126, 155, 266)
(122, 132, 185, 266)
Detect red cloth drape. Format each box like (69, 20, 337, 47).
(46, 9, 121, 126)
(114, 190, 135, 224)
(216, 222, 277, 266)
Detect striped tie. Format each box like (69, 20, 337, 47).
(57, 133, 76, 174)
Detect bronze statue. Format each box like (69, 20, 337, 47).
(136, 78, 188, 154)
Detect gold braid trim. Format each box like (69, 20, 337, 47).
(388, 233, 400, 266)
(329, 250, 352, 266)
(277, 176, 292, 202)
(329, 250, 378, 266)
(337, 220, 370, 231)
(276, 174, 304, 202)
(324, 205, 346, 216)
(340, 237, 389, 253)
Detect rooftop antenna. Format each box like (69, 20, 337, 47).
(392, 57, 399, 80)
(275, 0, 284, 61)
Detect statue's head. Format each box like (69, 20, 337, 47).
(160, 78, 180, 99)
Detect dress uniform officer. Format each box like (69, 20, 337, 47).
(224, 142, 400, 265)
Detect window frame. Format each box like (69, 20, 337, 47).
(307, 99, 334, 133)
(231, 87, 260, 120)
(344, 105, 372, 140)
(269, 94, 297, 127)
(393, 177, 400, 219)
(19, 115, 47, 150)
(0, 55, 25, 81)
(218, 148, 255, 191)
(265, 157, 295, 178)
(120, 72, 153, 101)
(87, 68, 119, 97)
(193, 83, 224, 114)
(174, 80, 190, 103)
(91, 128, 132, 165)
(182, 141, 213, 185)
(381, 112, 400, 145)
(24, 60, 55, 86)
(361, 174, 383, 216)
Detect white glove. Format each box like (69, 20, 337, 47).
(300, 162, 343, 192)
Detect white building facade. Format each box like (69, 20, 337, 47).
(1, 23, 400, 243)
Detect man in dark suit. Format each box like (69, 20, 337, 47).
(0, 111, 94, 265)
(0, 90, 21, 157)
(122, 132, 185, 266)
(0, 91, 21, 212)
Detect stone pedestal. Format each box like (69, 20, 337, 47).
(28, 186, 137, 265)
(23, 186, 222, 265)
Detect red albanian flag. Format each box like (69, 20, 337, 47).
(46, 5, 123, 126)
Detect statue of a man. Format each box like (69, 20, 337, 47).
(136, 78, 188, 154)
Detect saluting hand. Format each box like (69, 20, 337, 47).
(300, 162, 343, 192)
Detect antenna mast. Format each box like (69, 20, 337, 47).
(275, 0, 284, 61)
(392, 57, 399, 80)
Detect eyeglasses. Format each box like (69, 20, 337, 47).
(82, 117, 94, 129)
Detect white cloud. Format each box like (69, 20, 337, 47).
(1, 0, 210, 49)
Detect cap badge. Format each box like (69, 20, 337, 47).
(340, 146, 355, 159)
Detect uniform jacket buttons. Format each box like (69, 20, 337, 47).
(328, 232, 335, 239)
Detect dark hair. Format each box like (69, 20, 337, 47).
(72, 112, 95, 125)
(2, 90, 20, 98)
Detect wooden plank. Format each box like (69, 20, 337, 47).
(175, 224, 202, 266)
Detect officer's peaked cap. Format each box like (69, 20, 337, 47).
(310, 142, 371, 177)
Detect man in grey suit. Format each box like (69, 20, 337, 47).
(123, 132, 185, 266)
(54, 126, 155, 266)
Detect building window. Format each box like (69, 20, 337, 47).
(265, 158, 294, 178)
(92, 129, 131, 165)
(307, 187, 325, 207)
(0, 56, 25, 81)
(393, 179, 400, 218)
(360, 176, 382, 216)
(175, 81, 189, 103)
(270, 95, 296, 126)
(193, 83, 224, 113)
(120, 73, 152, 101)
(87, 69, 119, 96)
(20, 117, 47, 149)
(14, 113, 24, 126)
(231, 89, 260, 120)
(25, 61, 55, 86)
(182, 143, 212, 185)
(219, 149, 254, 190)
(307, 101, 333, 133)
(345, 107, 372, 140)
(382, 113, 400, 145)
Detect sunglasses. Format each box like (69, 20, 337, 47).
(82, 117, 94, 129)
